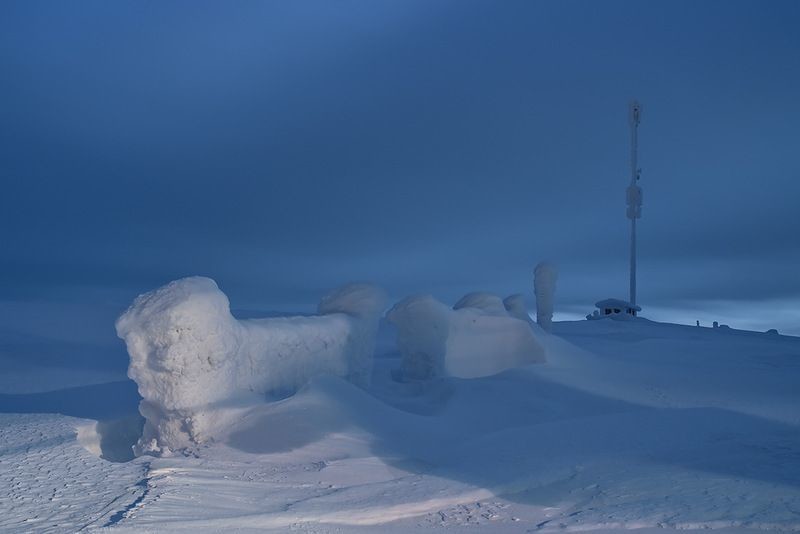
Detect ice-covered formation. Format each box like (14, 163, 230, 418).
(534, 262, 558, 332)
(386, 295, 451, 380)
(503, 294, 533, 323)
(453, 292, 508, 316)
(116, 277, 386, 456)
(387, 293, 545, 381)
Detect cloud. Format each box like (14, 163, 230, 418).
(0, 1, 798, 343)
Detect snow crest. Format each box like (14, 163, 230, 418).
(116, 277, 386, 456)
(387, 293, 546, 381)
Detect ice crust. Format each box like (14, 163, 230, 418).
(116, 277, 386, 455)
(387, 293, 545, 380)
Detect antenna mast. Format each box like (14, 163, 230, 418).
(626, 100, 642, 307)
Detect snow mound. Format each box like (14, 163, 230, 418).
(387, 293, 545, 380)
(116, 277, 386, 456)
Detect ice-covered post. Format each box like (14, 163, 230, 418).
(534, 262, 557, 332)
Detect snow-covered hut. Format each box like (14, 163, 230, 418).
(595, 298, 640, 317)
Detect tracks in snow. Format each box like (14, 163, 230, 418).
(0, 413, 147, 533)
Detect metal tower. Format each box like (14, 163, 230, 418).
(626, 100, 642, 307)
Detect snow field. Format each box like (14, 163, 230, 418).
(106, 334, 800, 532)
(2, 280, 799, 532)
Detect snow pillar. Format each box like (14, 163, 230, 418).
(534, 262, 557, 332)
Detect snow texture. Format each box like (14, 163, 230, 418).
(387, 293, 546, 380)
(0, 414, 147, 532)
(115, 277, 386, 456)
(534, 262, 557, 332)
(3, 317, 800, 532)
(106, 320, 800, 533)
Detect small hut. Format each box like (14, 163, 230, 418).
(595, 298, 640, 317)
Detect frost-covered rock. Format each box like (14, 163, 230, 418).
(116, 277, 386, 456)
(387, 293, 545, 381)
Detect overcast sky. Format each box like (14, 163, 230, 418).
(2, 0, 799, 353)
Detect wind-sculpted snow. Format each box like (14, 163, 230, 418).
(0, 414, 147, 532)
(5, 317, 800, 532)
(502, 293, 533, 323)
(116, 277, 386, 456)
(534, 262, 557, 332)
(453, 292, 508, 316)
(387, 293, 545, 380)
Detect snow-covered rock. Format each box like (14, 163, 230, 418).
(116, 277, 386, 456)
(387, 293, 545, 381)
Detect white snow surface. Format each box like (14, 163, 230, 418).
(0, 413, 147, 533)
(115, 277, 386, 456)
(387, 293, 546, 380)
(2, 316, 800, 533)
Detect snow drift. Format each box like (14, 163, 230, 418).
(116, 277, 386, 456)
(387, 293, 545, 380)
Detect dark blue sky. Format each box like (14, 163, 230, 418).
(2, 0, 799, 350)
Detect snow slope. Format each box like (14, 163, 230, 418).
(1, 317, 799, 532)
